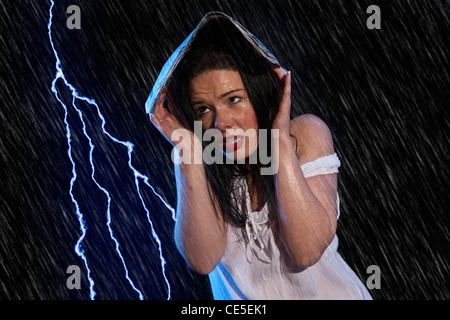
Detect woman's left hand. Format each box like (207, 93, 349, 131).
(272, 67, 292, 139)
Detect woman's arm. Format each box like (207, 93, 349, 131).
(150, 91, 226, 274)
(275, 114, 338, 268)
(173, 137, 227, 274)
(271, 70, 338, 268)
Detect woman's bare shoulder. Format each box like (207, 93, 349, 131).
(289, 114, 335, 164)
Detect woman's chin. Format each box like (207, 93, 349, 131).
(223, 147, 258, 163)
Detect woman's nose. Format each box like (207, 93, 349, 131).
(214, 107, 233, 131)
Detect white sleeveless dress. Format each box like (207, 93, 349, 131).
(208, 153, 372, 300)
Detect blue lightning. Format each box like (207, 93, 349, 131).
(47, 0, 175, 300)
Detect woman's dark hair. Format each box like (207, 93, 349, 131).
(168, 20, 283, 227)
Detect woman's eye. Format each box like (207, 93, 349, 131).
(197, 106, 210, 116)
(229, 96, 241, 104)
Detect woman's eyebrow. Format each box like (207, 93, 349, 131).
(191, 100, 205, 107)
(191, 88, 245, 106)
(219, 88, 244, 99)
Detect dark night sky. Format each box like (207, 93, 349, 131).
(1, 0, 449, 300)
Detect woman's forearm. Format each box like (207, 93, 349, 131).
(173, 141, 226, 274)
(274, 135, 334, 268)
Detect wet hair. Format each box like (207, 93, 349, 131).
(168, 31, 283, 227)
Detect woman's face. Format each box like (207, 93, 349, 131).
(188, 69, 259, 161)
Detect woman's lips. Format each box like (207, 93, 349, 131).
(223, 136, 244, 151)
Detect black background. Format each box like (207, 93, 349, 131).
(1, 0, 449, 300)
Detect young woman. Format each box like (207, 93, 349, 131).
(146, 12, 372, 300)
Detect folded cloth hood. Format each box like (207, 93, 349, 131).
(145, 11, 283, 116)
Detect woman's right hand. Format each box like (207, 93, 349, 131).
(150, 89, 195, 149)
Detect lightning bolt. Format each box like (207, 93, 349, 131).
(47, 0, 175, 300)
